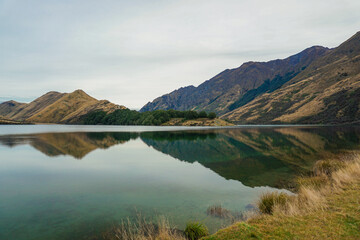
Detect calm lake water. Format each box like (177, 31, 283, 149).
(0, 125, 360, 240)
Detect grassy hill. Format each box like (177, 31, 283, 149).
(0, 90, 126, 124)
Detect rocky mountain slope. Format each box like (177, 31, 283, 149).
(0, 90, 126, 124)
(141, 46, 330, 115)
(141, 31, 360, 124)
(223, 31, 360, 124)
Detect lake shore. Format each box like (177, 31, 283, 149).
(162, 118, 234, 126)
(203, 153, 360, 240)
(98, 152, 360, 240)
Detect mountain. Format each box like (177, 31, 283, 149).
(141, 32, 360, 124)
(0, 100, 28, 117)
(223, 31, 360, 124)
(0, 116, 25, 124)
(140, 46, 330, 115)
(0, 90, 126, 123)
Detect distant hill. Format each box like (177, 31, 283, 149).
(141, 31, 360, 124)
(0, 90, 126, 124)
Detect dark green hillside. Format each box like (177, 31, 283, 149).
(80, 108, 218, 126)
(228, 71, 299, 111)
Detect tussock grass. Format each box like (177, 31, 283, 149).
(266, 154, 360, 216)
(105, 215, 186, 240)
(184, 221, 209, 240)
(313, 159, 346, 176)
(296, 175, 328, 190)
(257, 192, 290, 215)
(204, 153, 360, 240)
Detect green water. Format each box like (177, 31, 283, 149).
(0, 125, 360, 240)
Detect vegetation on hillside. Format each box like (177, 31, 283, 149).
(228, 71, 299, 111)
(80, 109, 217, 126)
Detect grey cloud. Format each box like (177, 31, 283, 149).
(0, 0, 359, 108)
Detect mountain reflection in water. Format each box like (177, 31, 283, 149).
(1, 126, 359, 189)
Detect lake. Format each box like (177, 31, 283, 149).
(0, 125, 359, 240)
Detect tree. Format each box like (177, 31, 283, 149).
(208, 112, 216, 119)
(184, 110, 199, 120)
(198, 111, 207, 118)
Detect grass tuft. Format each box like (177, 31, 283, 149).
(296, 175, 328, 190)
(313, 159, 345, 176)
(184, 221, 209, 240)
(257, 192, 290, 215)
(106, 215, 186, 240)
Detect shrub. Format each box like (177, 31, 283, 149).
(258, 192, 289, 215)
(184, 221, 208, 240)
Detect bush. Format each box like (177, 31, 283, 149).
(184, 221, 208, 240)
(258, 192, 289, 215)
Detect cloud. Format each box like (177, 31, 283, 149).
(0, 0, 359, 108)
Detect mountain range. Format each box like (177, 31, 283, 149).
(141, 31, 360, 124)
(1, 32, 359, 125)
(0, 90, 126, 124)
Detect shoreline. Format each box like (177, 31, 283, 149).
(203, 153, 360, 240)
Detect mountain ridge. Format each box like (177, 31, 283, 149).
(141, 32, 360, 124)
(0, 90, 126, 124)
(140, 45, 330, 115)
(223, 31, 360, 124)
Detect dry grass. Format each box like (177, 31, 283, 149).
(204, 153, 360, 240)
(270, 154, 360, 216)
(257, 192, 290, 215)
(206, 204, 233, 219)
(104, 215, 186, 240)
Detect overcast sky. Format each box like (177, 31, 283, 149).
(1, 0, 359, 108)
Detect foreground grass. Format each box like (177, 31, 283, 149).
(203, 155, 360, 240)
